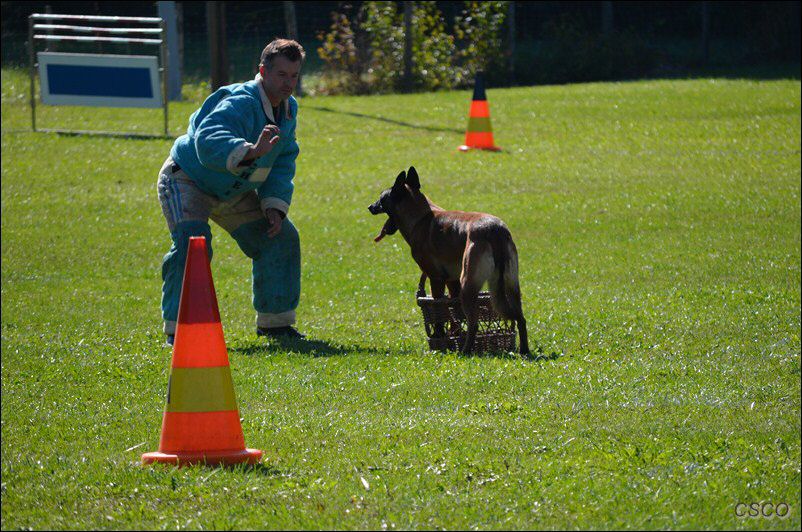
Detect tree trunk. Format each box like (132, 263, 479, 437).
(207, 1, 228, 91)
(158, 1, 183, 101)
(282, 1, 302, 95)
(177, 2, 184, 97)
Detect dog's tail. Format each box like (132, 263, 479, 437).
(489, 228, 524, 321)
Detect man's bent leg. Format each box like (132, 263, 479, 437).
(161, 221, 213, 334)
(230, 218, 301, 329)
(157, 158, 215, 337)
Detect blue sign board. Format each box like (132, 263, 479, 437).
(38, 52, 162, 108)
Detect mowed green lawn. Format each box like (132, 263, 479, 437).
(2, 67, 800, 530)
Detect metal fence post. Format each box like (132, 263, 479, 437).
(161, 20, 169, 137)
(28, 15, 36, 132)
(158, 1, 182, 101)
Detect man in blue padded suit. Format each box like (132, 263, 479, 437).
(157, 39, 305, 345)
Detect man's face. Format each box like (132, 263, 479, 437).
(261, 56, 301, 103)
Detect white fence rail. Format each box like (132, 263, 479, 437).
(28, 13, 168, 137)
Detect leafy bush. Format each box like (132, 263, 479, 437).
(361, 1, 405, 93)
(317, 8, 372, 94)
(453, 1, 509, 86)
(316, 2, 668, 93)
(408, 1, 459, 91)
(316, 1, 507, 94)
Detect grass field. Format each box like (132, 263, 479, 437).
(2, 67, 800, 530)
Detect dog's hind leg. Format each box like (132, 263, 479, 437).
(517, 318, 530, 356)
(504, 255, 530, 357)
(460, 241, 492, 354)
(493, 281, 529, 356)
(490, 242, 531, 357)
(509, 287, 530, 357)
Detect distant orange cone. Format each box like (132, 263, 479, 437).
(142, 236, 262, 467)
(459, 72, 501, 152)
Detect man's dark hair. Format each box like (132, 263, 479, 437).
(260, 39, 305, 69)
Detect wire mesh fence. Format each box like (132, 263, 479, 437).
(2, 2, 799, 88)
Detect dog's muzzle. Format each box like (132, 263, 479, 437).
(368, 202, 383, 215)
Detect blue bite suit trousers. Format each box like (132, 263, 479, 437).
(156, 157, 300, 335)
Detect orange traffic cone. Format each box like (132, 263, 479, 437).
(142, 236, 262, 467)
(459, 72, 501, 152)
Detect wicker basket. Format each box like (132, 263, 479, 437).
(416, 291, 516, 352)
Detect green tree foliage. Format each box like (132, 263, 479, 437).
(361, 1, 405, 93)
(316, 10, 371, 94)
(409, 1, 458, 91)
(453, 1, 508, 85)
(316, 1, 508, 94)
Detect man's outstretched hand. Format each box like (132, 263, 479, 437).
(240, 125, 280, 165)
(254, 124, 281, 157)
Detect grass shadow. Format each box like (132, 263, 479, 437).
(529, 348, 563, 363)
(305, 105, 463, 134)
(443, 347, 523, 361)
(1, 128, 173, 140)
(185, 461, 286, 476)
(147, 460, 286, 476)
(236, 462, 285, 477)
(438, 344, 563, 363)
(230, 336, 364, 358)
(40, 128, 172, 140)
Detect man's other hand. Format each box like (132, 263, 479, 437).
(265, 208, 283, 238)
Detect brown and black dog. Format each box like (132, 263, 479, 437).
(368, 166, 530, 356)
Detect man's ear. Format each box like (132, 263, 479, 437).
(259, 64, 265, 77)
(406, 166, 420, 190)
(393, 170, 406, 190)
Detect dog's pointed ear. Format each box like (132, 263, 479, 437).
(406, 166, 421, 190)
(393, 170, 406, 190)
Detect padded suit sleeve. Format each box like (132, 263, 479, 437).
(194, 95, 255, 174)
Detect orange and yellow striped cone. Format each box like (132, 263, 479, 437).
(142, 236, 262, 467)
(459, 72, 501, 152)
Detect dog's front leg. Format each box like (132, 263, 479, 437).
(460, 283, 480, 354)
(430, 278, 446, 299)
(416, 272, 427, 298)
(446, 280, 461, 299)
(430, 278, 448, 338)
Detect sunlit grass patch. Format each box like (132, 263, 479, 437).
(2, 68, 800, 530)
